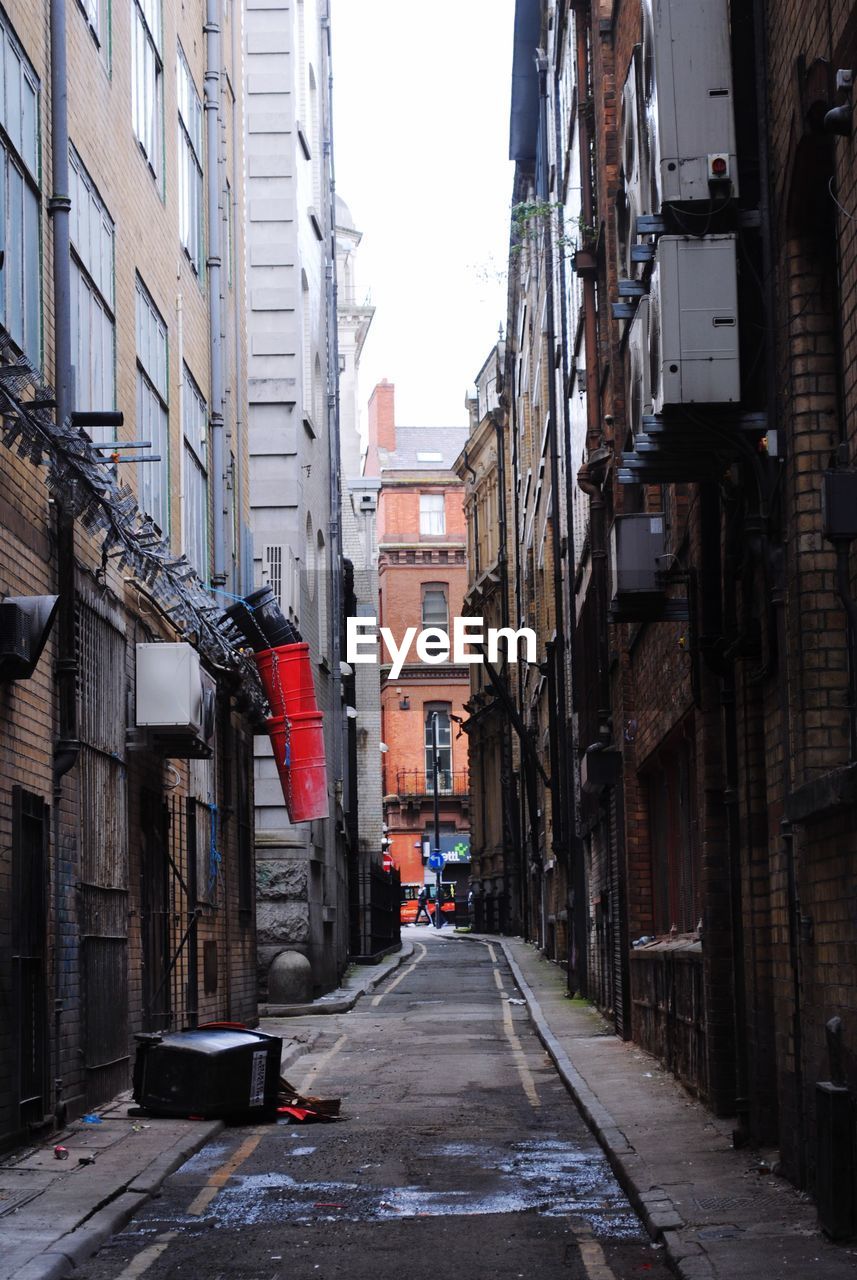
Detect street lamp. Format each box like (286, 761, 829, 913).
(431, 711, 443, 929)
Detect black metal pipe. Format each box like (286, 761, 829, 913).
(49, 0, 78, 1128)
(537, 52, 571, 896)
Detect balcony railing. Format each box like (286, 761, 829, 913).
(394, 769, 469, 798)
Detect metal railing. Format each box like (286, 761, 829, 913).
(394, 769, 469, 798)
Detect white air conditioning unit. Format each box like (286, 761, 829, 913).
(641, 0, 738, 204)
(618, 46, 655, 280)
(628, 294, 653, 437)
(649, 234, 740, 411)
(609, 513, 666, 606)
(136, 642, 216, 758)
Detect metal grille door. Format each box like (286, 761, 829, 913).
(12, 787, 49, 1129)
(76, 598, 130, 1105)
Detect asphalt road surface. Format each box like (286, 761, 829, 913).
(81, 933, 672, 1280)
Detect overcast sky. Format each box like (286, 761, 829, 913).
(331, 0, 516, 431)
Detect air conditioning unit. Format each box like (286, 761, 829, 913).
(0, 595, 59, 681)
(628, 295, 653, 437)
(136, 642, 216, 758)
(618, 46, 657, 281)
(641, 0, 738, 204)
(609, 514, 666, 609)
(649, 234, 740, 411)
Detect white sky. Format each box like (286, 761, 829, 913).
(331, 0, 516, 430)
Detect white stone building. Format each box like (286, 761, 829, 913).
(243, 0, 348, 997)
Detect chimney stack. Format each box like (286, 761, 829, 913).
(365, 380, 395, 475)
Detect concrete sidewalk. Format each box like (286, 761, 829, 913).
(0, 943, 410, 1280)
(477, 933, 857, 1279)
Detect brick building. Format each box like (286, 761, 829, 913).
(0, 0, 257, 1151)
(363, 382, 471, 907)
(489, 0, 857, 1219)
(454, 343, 523, 935)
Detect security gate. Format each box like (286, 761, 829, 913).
(77, 597, 130, 1105)
(12, 787, 49, 1129)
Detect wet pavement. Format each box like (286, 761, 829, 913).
(78, 933, 672, 1279)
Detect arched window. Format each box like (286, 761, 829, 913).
(424, 704, 452, 794)
(317, 529, 328, 661)
(421, 582, 449, 634)
(305, 512, 315, 601)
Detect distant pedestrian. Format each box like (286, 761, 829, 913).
(414, 885, 432, 925)
(467, 887, 475, 926)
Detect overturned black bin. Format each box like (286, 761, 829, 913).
(132, 1024, 282, 1119)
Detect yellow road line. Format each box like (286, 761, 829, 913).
(114, 1231, 177, 1278)
(186, 1131, 263, 1216)
(486, 943, 497, 964)
(493, 968, 505, 993)
(501, 997, 541, 1109)
(298, 1032, 348, 1095)
(371, 942, 426, 1006)
(577, 1231, 618, 1279)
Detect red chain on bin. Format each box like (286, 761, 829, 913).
(270, 646, 292, 814)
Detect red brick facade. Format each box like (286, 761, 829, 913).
(363, 384, 470, 900)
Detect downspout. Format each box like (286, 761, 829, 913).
(49, 0, 79, 1127)
(493, 405, 521, 930)
(323, 6, 343, 803)
(508, 330, 535, 940)
(205, 0, 226, 586)
(553, 23, 591, 998)
(230, 0, 248, 595)
(574, 1, 607, 994)
(462, 449, 480, 578)
(536, 52, 571, 888)
(749, 0, 805, 1183)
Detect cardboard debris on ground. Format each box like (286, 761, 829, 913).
(277, 1076, 342, 1122)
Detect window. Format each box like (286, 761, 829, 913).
(425, 706, 452, 794)
(421, 583, 448, 634)
(70, 149, 115, 441)
(420, 493, 445, 536)
(132, 0, 163, 179)
(177, 46, 203, 273)
(77, 0, 110, 68)
(317, 530, 328, 661)
(136, 278, 169, 532)
(0, 19, 40, 363)
(182, 366, 208, 577)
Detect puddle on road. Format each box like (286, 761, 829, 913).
(169, 1134, 642, 1240)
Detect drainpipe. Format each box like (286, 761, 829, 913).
(205, 0, 226, 586)
(492, 404, 521, 930)
(323, 7, 343, 800)
(462, 449, 480, 578)
(230, 0, 248, 594)
(507, 328, 536, 941)
(748, 0, 805, 1183)
(48, 0, 79, 1127)
(536, 52, 571, 903)
(552, 26, 592, 998)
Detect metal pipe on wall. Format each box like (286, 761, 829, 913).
(205, 0, 226, 586)
(49, 0, 79, 1126)
(323, 6, 343, 798)
(230, 0, 249, 595)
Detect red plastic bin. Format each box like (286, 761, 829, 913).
(254, 643, 318, 718)
(268, 711, 329, 822)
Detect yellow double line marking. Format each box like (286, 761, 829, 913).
(371, 941, 426, 1006)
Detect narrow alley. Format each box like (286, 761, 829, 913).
(77, 937, 667, 1280)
